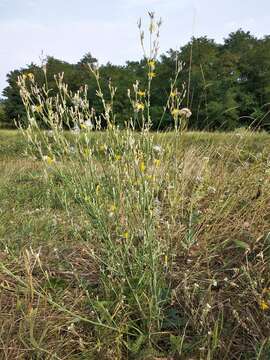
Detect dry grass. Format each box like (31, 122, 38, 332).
(0, 130, 270, 359)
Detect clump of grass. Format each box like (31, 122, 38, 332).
(0, 12, 269, 360)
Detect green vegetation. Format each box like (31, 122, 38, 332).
(2, 28, 270, 130)
(1, 14, 270, 359)
(0, 99, 8, 128)
(1, 129, 270, 359)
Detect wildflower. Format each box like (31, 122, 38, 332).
(43, 155, 55, 165)
(154, 158, 160, 167)
(259, 300, 269, 311)
(28, 72, 34, 80)
(137, 90, 146, 97)
(33, 104, 43, 113)
(109, 204, 116, 212)
(153, 144, 163, 153)
(84, 119, 93, 129)
(108, 204, 116, 217)
(179, 108, 192, 118)
(99, 144, 106, 153)
(81, 124, 87, 130)
(83, 148, 91, 157)
(171, 108, 180, 117)
(35, 104, 43, 113)
(135, 102, 145, 111)
(139, 161, 146, 172)
(148, 72, 156, 79)
(171, 108, 192, 119)
(170, 90, 177, 97)
(148, 59, 156, 68)
(122, 231, 129, 239)
(115, 154, 121, 161)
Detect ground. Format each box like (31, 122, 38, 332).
(0, 129, 270, 359)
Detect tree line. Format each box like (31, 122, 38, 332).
(1, 29, 270, 131)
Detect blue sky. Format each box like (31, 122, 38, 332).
(1, 0, 270, 95)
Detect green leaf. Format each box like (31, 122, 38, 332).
(233, 239, 250, 250)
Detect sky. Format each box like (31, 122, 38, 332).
(1, 0, 270, 95)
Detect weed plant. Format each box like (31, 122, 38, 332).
(0, 13, 269, 360)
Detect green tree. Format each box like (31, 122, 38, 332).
(2, 29, 270, 131)
(0, 99, 7, 127)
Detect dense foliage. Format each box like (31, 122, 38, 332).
(2, 29, 270, 130)
(0, 99, 8, 128)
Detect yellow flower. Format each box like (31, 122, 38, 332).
(43, 155, 55, 165)
(83, 148, 91, 157)
(259, 300, 269, 311)
(171, 108, 180, 117)
(139, 161, 146, 172)
(148, 59, 156, 68)
(96, 184, 100, 194)
(122, 231, 129, 239)
(170, 91, 177, 97)
(27, 73, 34, 80)
(108, 204, 116, 213)
(33, 104, 43, 113)
(148, 72, 156, 79)
(135, 102, 145, 111)
(81, 124, 87, 130)
(154, 158, 160, 167)
(171, 108, 192, 119)
(137, 90, 146, 97)
(115, 154, 121, 161)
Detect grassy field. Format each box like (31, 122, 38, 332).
(1, 129, 270, 359)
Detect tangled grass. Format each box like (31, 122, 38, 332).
(0, 130, 270, 359)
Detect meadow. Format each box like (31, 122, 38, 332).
(0, 128, 270, 359)
(1, 12, 270, 360)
